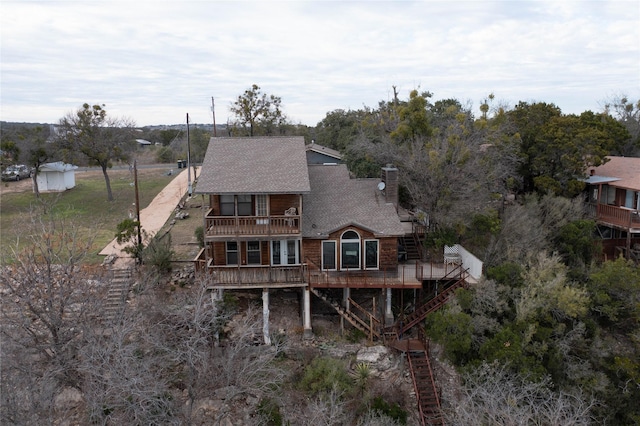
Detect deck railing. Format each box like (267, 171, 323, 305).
(195, 257, 470, 289)
(205, 211, 301, 237)
(206, 264, 306, 286)
(589, 203, 640, 229)
(307, 264, 423, 288)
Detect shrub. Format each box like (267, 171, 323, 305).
(195, 226, 204, 248)
(370, 396, 407, 424)
(256, 398, 283, 426)
(299, 357, 353, 397)
(155, 146, 175, 163)
(143, 234, 174, 273)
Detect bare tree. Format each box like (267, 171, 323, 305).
(447, 362, 597, 425)
(0, 207, 104, 424)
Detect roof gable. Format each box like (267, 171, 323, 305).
(302, 164, 404, 238)
(305, 142, 342, 163)
(195, 136, 311, 194)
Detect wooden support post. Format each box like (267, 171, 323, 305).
(385, 288, 394, 326)
(303, 287, 313, 339)
(262, 288, 271, 345)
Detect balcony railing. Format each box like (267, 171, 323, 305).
(589, 203, 640, 229)
(205, 264, 306, 287)
(205, 211, 301, 238)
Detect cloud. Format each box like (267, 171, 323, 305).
(1, 0, 638, 126)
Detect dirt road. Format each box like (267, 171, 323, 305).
(99, 167, 199, 266)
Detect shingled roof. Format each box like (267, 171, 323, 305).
(588, 156, 640, 191)
(302, 164, 405, 238)
(195, 137, 310, 194)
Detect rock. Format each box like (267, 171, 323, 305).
(356, 345, 394, 372)
(192, 397, 221, 415)
(54, 386, 83, 408)
(356, 345, 389, 363)
(324, 343, 361, 358)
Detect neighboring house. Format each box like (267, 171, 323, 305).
(585, 156, 640, 260)
(136, 139, 152, 147)
(305, 141, 343, 164)
(36, 161, 78, 192)
(194, 136, 475, 342)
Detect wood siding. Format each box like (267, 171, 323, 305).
(304, 226, 399, 271)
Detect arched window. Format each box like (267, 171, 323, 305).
(341, 230, 360, 269)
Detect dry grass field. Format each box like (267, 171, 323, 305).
(0, 164, 190, 264)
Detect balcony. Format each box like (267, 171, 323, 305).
(204, 209, 301, 240)
(588, 203, 640, 231)
(208, 264, 306, 289)
(193, 251, 472, 290)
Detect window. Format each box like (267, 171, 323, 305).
(226, 241, 238, 265)
(626, 190, 634, 209)
(341, 230, 360, 269)
(256, 194, 269, 225)
(220, 195, 254, 216)
(322, 241, 336, 270)
(271, 241, 281, 265)
(237, 194, 252, 216)
(287, 240, 298, 264)
(255, 194, 267, 216)
(271, 240, 300, 265)
(220, 195, 235, 216)
(247, 241, 261, 264)
(364, 240, 379, 269)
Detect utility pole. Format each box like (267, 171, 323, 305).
(134, 159, 142, 264)
(186, 113, 192, 196)
(211, 97, 217, 137)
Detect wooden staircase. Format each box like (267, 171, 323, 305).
(103, 267, 133, 323)
(310, 288, 380, 340)
(408, 343, 445, 426)
(399, 276, 467, 336)
(400, 234, 422, 261)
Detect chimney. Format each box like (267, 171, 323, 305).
(381, 165, 399, 211)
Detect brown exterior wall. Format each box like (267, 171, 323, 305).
(210, 240, 271, 266)
(212, 241, 225, 266)
(302, 239, 321, 266)
(379, 238, 398, 270)
(208, 194, 300, 216)
(303, 226, 398, 270)
(270, 194, 300, 215)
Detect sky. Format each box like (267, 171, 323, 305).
(1, 0, 639, 127)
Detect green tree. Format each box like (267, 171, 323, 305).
(229, 84, 286, 136)
(313, 109, 367, 151)
(56, 103, 136, 201)
(425, 309, 474, 364)
(588, 257, 640, 329)
(508, 103, 629, 196)
(390, 89, 433, 143)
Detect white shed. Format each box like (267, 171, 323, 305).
(36, 162, 78, 192)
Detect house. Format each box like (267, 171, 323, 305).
(194, 136, 474, 343)
(36, 161, 78, 192)
(305, 141, 343, 164)
(585, 156, 640, 260)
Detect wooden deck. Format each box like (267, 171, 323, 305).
(588, 203, 640, 232)
(198, 259, 472, 290)
(205, 214, 301, 240)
